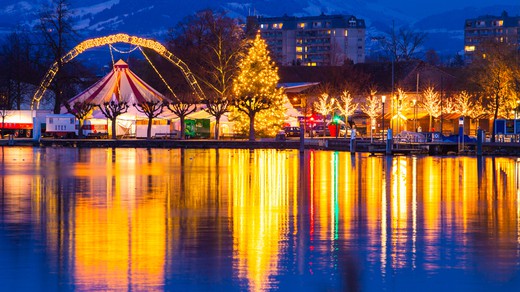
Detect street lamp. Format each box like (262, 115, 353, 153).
(413, 99, 417, 131)
(381, 95, 386, 140)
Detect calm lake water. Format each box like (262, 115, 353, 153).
(0, 147, 519, 291)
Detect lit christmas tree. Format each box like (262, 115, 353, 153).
(231, 32, 285, 141)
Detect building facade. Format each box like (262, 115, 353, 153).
(247, 14, 366, 66)
(464, 11, 520, 62)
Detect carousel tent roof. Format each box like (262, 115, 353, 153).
(64, 59, 167, 114)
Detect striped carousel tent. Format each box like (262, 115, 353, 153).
(63, 59, 171, 137)
(64, 59, 168, 114)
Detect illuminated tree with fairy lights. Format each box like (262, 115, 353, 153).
(313, 93, 335, 137)
(336, 90, 358, 137)
(361, 90, 382, 141)
(231, 32, 285, 141)
(422, 87, 441, 132)
(453, 91, 475, 118)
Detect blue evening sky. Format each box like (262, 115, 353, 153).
(375, 0, 520, 17)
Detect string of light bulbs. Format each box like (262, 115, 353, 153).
(138, 46, 178, 101)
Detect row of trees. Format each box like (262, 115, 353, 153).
(312, 73, 519, 141)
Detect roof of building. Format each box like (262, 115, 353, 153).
(249, 14, 366, 29)
(278, 61, 462, 94)
(465, 11, 520, 27)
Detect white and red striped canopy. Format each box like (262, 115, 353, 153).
(66, 59, 167, 107)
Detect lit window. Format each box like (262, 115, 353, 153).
(344, 30, 348, 37)
(260, 24, 266, 29)
(494, 20, 503, 26)
(464, 45, 475, 52)
(272, 23, 283, 29)
(298, 22, 306, 29)
(296, 46, 303, 52)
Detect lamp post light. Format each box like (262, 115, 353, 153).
(381, 95, 386, 141)
(413, 99, 417, 131)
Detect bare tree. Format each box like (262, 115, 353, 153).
(37, 0, 78, 113)
(166, 93, 197, 140)
(134, 101, 166, 140)
(168, 9, 244, 139)
(97, 100, 129, 139)
(0, 29, 40, 110)
(63, 100, 95, 138)
(0, 93, 10, 138)
(470, 41, 518, 142)
(381, 26, 427, 62)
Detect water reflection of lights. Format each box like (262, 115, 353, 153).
(517, 158, 520, 248)
(2, 148, 520, 289)
(412, 156, 417, 269)
(231, 149, 294, 292)
(391, 156, 408, 269)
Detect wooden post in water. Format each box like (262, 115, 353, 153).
(299, 119, 305, 153)
(350, 129, 356, 153)
(477, 129, 484, 156)
(386, 128, 393, 155)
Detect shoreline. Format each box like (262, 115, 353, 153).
(2, 137, 520, 156)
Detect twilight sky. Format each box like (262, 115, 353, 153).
(374, 0, 520, 17)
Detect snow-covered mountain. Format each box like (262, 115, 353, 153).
(1, 0, 519, 60)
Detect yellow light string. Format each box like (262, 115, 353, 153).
(109, 44, 140, 54)
(139, 46, 178, 101)
(109, 44, 115, 68)
(32, 33, 205, 109)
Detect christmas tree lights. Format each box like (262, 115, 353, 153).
(231, 32, 285, 140)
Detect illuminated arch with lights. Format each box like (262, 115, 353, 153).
(31, 33, 204, 109)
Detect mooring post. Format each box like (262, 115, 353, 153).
(350, 129, 356, 153)
(299, 119, 305, 153)
(477, 129, 484, 156)
(386, 128, 393, 155)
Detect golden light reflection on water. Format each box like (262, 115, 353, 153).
(230, 149, 296, 292)
(1, 147, 520, 290)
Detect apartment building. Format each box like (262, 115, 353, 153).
(464, 11, 520, 61)
(247, 14, 366, 66)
